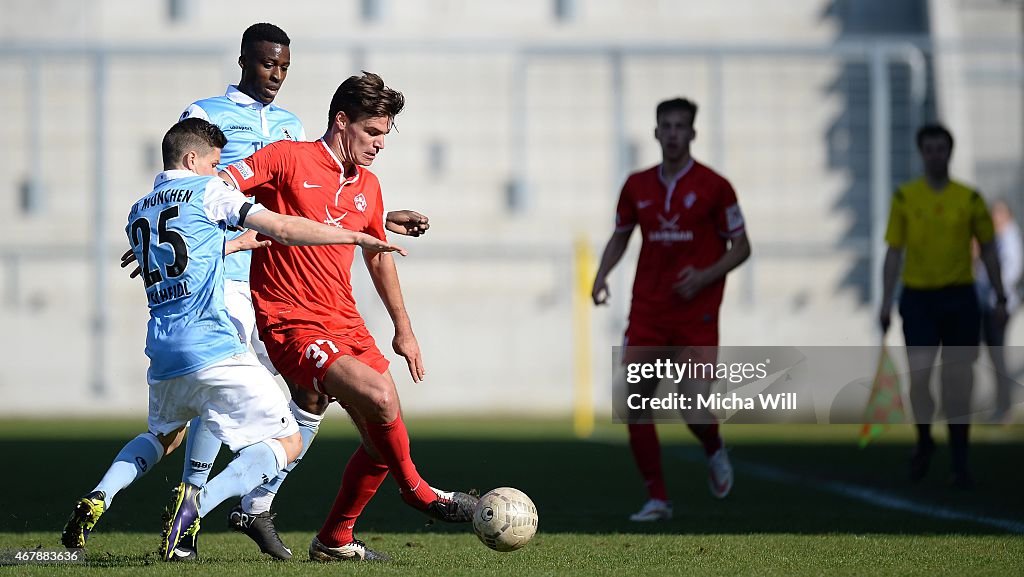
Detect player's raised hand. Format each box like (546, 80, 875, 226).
(225, 229, 272, 255)
(120, 248, 142, 279)
(385, 210, 430, 237)
(393, 331, 425, 382)
(357, 233, 408, 256)
(592, 276, 610, 305)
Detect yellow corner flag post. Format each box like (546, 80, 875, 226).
(573, 236, 596, 438)
(859, 343, 906, 448)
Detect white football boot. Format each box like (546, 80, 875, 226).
(628, 498, 673, 522)
(707, 447, 734, 499)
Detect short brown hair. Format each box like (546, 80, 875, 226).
(327, 71, 405, 127)
(162, 118, 227, 167)
(656, 98, 698, 123)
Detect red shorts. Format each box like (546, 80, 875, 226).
(624, 316, 719, 348)
(261, 322, 390, 394)
(623, 316, 719, 367)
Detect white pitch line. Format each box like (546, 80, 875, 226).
(679, 449, 1024, 534)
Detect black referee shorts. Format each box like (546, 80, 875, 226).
(899, 284, 980, 351)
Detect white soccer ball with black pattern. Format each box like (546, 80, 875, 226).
(472, 487, 538, 552)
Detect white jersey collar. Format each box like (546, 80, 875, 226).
(658, 158, 694, 189)
(154, 169, 199, 187)
(658, 159, 694, 213)
(225, 85, 272, 110)
(319, 139, 361, 184)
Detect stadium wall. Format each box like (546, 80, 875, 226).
(0, 0, 1021, 417)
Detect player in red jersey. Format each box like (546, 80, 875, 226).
(222, 71, 476, 562)
(591, 97, 751, 522)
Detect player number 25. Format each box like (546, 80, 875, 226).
(129, 206, 189, 288)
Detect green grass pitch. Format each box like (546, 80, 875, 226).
(1, 416, 1022, 576)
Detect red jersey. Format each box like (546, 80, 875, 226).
(224, 139, 387, 331)
(615, 160, 745, 324)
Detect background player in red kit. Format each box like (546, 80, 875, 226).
(222, 72, 476, 561)
(591, 97, 752, 522)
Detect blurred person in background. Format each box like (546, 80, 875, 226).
(879, 124, 1005, 489)
(974, 199, 1023, 422)
(592, 97, 751, 522)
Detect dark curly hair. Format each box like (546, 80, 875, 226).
(241, 23, 290, 56)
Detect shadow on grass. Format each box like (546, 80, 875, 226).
(8, 436, 1023, 537)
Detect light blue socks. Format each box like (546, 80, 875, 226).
(93, 433, 163, 508)
(181, 416, 221, 486)
(240, 400, 323, 514)
(198, 439, 286, 518)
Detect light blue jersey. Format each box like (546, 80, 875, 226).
(127, 170, 267, 381)
(179, 85, 305, 282)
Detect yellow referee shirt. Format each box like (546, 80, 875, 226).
(885, 177, 994, 289)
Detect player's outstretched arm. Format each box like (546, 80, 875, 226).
(225, 229, 272, 255)
(244, 210, 407, 255)
(592, 229, 632, 305)
(386, 210, 430, 237)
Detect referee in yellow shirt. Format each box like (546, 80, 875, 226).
(879, 124, 1006, 489)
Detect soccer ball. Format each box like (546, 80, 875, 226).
(472, 487, 538, 552)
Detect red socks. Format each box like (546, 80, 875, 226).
(628, 422, 724, 501)
(363, 415, 438, 509)
(318, 445, 389, 547)
(688, 423, 723, 456)
(627, 423, 668, 501)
